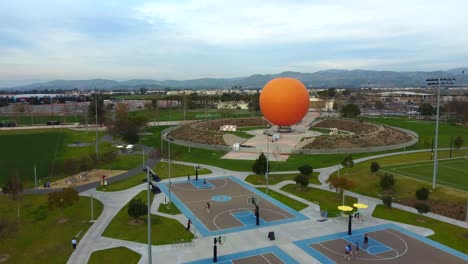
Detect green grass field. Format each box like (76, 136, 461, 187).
(0, 194, 103, 264)
(382, 157, 468, 191)
(88, 247, 141, 264)
(103, 191, 193, 245)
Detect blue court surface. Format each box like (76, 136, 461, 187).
(191, 180, 215, 189)
(293, 223, 468, 264)
(185, 246, 299, 264)
(158, 176, 308, 237)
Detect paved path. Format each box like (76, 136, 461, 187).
(67, 149, 468, 263)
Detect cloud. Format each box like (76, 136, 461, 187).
(0, 0, 467, 81)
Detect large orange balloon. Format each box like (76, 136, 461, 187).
(260, 78, 309, 126)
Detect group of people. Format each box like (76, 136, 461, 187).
(344, 234, 369, 260)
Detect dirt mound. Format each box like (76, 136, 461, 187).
(303, 119, 413, 149)
(313, 118, 380, 134)
(168, 117, 268, 146)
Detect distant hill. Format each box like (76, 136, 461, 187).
(4, 68, 467, 91)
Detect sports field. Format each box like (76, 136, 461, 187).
(382, 157, 468, 191)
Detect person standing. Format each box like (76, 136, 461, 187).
(71, 237, 77, 251)
(186, 218, 192, 231)
(363, 234, 369, 249)
(206, 202, 211, 213)
(354, 242, 360, 257)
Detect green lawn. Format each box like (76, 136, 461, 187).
(155, 162, 212, 178)
(333, 151, 468, 204)
(280, 184, 358, 217)
(0, 114, 81, 126)
(158, 203, 182, 215)
(362, 117, 468, 150)
(96, 172, 146, 192)
(96, 161, 212, 192)
(103, 191, 193, 245)
(0, 129, 131, 186)
(245, 172, 320, 185)
(382, 157, 468, 191)
(256, 187, 308, 211)
(88, 247, 141, 264)
(372, 204, 468, 254)
(0, 194, 103, 264)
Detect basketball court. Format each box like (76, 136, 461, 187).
(185, 246, 299, 264)
(158, 176, 308, 236)
(294, 223, 468, 264)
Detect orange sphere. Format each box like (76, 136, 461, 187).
(260, 78, 309, 126)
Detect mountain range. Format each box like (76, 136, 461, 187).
(3, 68, 467, 91)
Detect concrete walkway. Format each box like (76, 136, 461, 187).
(68, 151, 468, 264)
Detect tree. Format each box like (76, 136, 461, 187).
(88, 93, 106, 124)
(453, 136, 464, 150)
(370, 162, 380, 174)
(374, 101, 385, 115)
(326, 175, 355, 197)
(48, 188, 79, 217)
(252, 152, 269, 175)
(108, 102, 148, 144)
(341, 154, 354, 174)
(419, 103, 434, 117)
(340, 103, 361, 118)
(415, 187, 430, 200)
(139, 87, 148, 95)
(248, 93, 260, 113)
(382, 195, 392, 208)
(127, 198, 148, 223)
(380, 172, 395, 189)
(298, 165, 313, 176)
(414, 203, 430, 214)
(2, 174, 23, 223)
(294, 174, 309, 189)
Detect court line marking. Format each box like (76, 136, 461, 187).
(260, 254, 273, 264)
(314, 229, 410, 261)
(172, 178, 229, 191)
(212, 207, 290, 230)
(380, 168, 468, 191)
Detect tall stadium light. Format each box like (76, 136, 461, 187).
(426, 78, 455, 189)
(266, 132, 269, 194)
(145, 167, 152, 264)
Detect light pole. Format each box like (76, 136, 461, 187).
(338, 165, 344, 205)
(266, 131, 269, 194)
(426, 78, 455, 189)
(145, 167, 152, 264)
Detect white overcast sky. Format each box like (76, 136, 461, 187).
(0, 0, 467, 84)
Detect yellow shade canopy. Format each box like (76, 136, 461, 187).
(353, 203, 369, 209)
(338, 205, 354, 211)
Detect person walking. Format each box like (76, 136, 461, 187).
(344, 243, 352, 260)
(363, 234, 369, 249)
(186, 218, 192, 231)
(206, 202, 211, 213)
(71, 237, 77, 251)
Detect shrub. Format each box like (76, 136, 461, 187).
(415, 187, 430, 200)
(380, 173, 395, 189)
(294, 174, 309, 188)
(127, 198, 148, 223)
(370, 162, 380, 173)
(453, 136, 464, 149)
(298, 165, 313, 176)
(415, 203, 430, 214)
(382, 195, 393, 208)
(252, 152, 269, 175)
